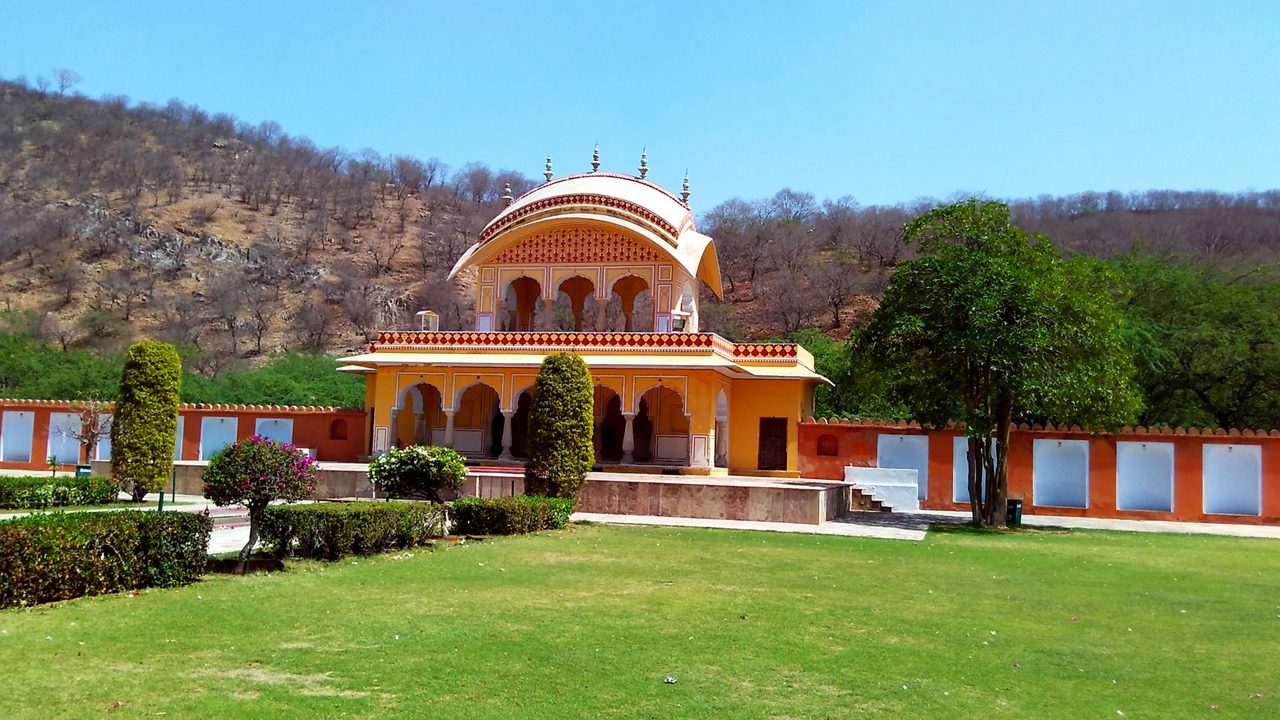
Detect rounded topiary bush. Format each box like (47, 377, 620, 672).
(368, 445, 466, 501)
(525, 352, 594, 501)
(202, 436, 319, 561)
(111, 340, 182, 502)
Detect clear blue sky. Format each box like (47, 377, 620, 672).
(3, 1, 1278, 209)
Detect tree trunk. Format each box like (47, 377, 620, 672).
(990, 389, 1013, 529)
(967, 436, 982, 525)
(239, 510, 262, 570)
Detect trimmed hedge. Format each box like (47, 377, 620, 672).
(0, 475, 116, 509)
(0, 510, 211, 608)
(260, 501, 446, 561)
(449, 496, 573, 536)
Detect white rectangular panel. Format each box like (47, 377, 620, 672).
(878, 434, 929, 500)
(1, 411, 35, 463)
(1203, 444, 1261, 516)
(199, 416, 239, 460)
(1033, 439, 1089, 508)
(1116, 441, 1174, 512)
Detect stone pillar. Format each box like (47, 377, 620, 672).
(443, 410, 456, 448)
(499, 410, 515, 460)
(596, 301, 608, 331)
(621, 412, 636, 464)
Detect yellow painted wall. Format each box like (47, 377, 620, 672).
(725, 379, 805, 474)
(362, 362, 808, 475)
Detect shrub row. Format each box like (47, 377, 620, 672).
(0, 475, 116, 510)
(260, 501, 446, 561)
(449, 496, 573, 536)
(0, 510, 211, 608)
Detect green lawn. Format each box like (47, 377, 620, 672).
(1, 524, 1277, 719)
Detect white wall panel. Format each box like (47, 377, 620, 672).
(1203, 444, 1261, 516)
(878, 434, 929, 500)
(1, 411, 35, 463)
(254, 418, 294, 445)
(46, 412, 82, 464)
(199, 417, 238, 460)
(1033, 439, 1089, 508)
(1116, 441, 1174, 512)
(94, 414, 113, 461)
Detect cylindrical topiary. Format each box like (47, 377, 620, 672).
(202, 436, 319, 563)
(110, 340, 182, 502)
(368, 445, 467, 501)
(525, 352, 594, 502)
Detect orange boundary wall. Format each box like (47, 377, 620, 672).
(800, 419, 1280, 525)
(0, 400, 366, 472)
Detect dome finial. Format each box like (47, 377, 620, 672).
(680, 170, 690, 204)
(544, 155, 553, 182)
(501, 182, 513, 207)
(591, 143, 600, 173)
(638, 147, 648, 179)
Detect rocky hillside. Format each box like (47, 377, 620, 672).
(2, 78, 1278, 376)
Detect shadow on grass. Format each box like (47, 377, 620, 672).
(928, 522, 1073, 536)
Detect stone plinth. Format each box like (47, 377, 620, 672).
(578, 472, 851, 525)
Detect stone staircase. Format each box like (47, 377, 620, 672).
(850, 485, 894, 512)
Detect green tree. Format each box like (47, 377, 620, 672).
(1112, 256, 1280, 430)
(525, 352, 594, 502)
(110, 340, 182, 502)
(855, 200, 1142, 527)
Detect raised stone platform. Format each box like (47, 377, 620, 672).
(92, 461, 851, 524)
(577, 472, 852, 525)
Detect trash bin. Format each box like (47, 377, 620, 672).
(1006, 499, 1023, 526)
(74, 464, 93, 478)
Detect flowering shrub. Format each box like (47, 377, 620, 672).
(202, 436, 319, 561)
(368, 445, 466, 501)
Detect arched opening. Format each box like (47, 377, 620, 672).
(635, 385, 688, 464)
(454, 383, 500, 456)
(607, 275, 652, 332)
(503, 276, 542, 331)
(329, 418, 348, 441)
(714, 389, 729, 467)
(556, 275, 596, 332)
(816, 433, 839, 457)
(594, 386, 625, 462)
(511, 389, 533, 459)
(394, 383, 445, 447)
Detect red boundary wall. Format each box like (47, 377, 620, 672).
(800, 419, 1280, 525)
(0, 400, 366, 472)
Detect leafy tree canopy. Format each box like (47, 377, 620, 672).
(1111, 256, 1280, 430)
(854, 199, 1142, 526)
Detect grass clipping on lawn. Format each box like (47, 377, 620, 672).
(0, 524, 1276, 719)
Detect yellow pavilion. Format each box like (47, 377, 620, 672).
(339, 156, 828, 476)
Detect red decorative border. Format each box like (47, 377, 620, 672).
(370, 330, 800, 362)
(480, 193, 683, 243)
(802, 417, 1280, 438)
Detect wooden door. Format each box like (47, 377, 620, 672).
(757, 417, 788, 471)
